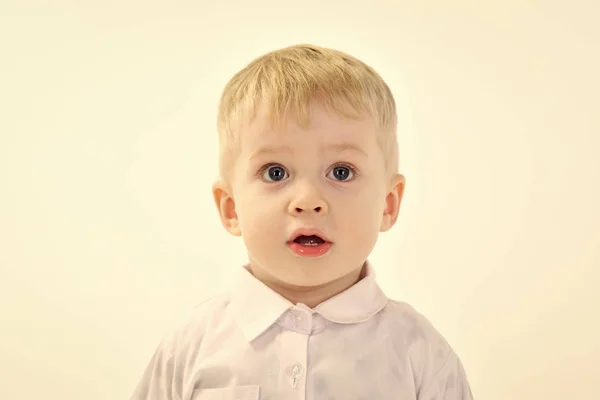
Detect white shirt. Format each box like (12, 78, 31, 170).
(131, 262, 473, 400)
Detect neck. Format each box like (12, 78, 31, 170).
(249, 262, 367, 309)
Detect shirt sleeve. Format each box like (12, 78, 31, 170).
(417, 351, 474, 400)
(130, 336, 182, 400)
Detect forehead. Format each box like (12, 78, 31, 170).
(240, 101, 377, 152)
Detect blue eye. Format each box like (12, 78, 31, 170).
(328, 166, 354, 181)
(262, 165, 288, 182)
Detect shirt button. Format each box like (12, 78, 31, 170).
(290, 311, 303, 325)
(286, 362, 304, 388)
(291, 362, 303, 371)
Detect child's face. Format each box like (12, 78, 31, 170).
(215, 102, 404, 290)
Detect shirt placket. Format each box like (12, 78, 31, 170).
(278, 307, 312, 400)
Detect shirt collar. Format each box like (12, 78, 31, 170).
(229, 261, 389, 342)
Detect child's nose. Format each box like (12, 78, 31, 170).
(288, 188, 328, 215)
(293, 205, 323, 214)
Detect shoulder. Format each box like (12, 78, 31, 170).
(383, 300, 473, 399)
(157, 292, 234, 356)
(382, 301, 452, 381)
(383, 299, 451, 355)
(130, 293, 234, 400)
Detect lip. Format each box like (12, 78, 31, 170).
(287, 228, 332, 243)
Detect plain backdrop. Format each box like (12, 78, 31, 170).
(1, 1, 599, 399)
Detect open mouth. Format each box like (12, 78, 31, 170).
(287, 231, 332, 257)
(292, 235, 326, 246)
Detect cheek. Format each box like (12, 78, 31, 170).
(236, 191, 282, 246)
(339, 189, 385, 243)
(342, 187, 385, 222)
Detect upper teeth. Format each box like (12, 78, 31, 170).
(295, 236, 323, 246)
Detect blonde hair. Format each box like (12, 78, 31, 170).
(217, 44, 398, 181)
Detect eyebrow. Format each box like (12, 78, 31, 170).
(249, 142, 368, 160)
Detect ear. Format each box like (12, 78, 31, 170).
(212, 179, 241, 236)
(380, 174, 406, 232)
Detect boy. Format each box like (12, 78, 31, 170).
(131, 44, 474, 400)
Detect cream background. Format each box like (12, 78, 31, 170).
(1, 1, 599, 399)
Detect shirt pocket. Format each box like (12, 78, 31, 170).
(191, 385, 260, 400)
